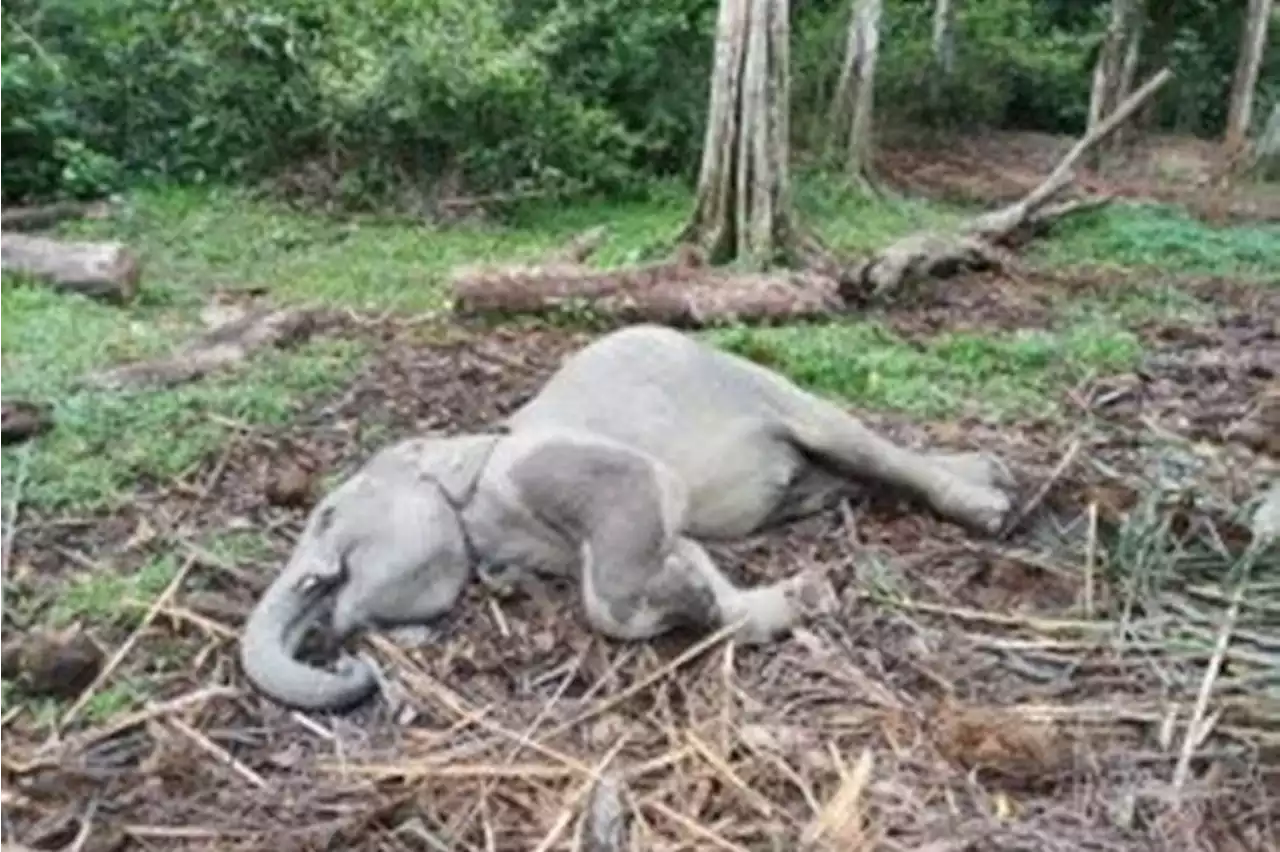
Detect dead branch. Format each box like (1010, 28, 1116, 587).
(848, 68, 1173, 301)
(548, 226, 611, 265)
(1, 232, 141, 303)
(965, 68, 1175, 241)
(82, 307, 329, 391)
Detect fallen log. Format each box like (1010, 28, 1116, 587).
(452, 258, 842, 327)
(82, 307, 328, 391)
(1, 399, 54, 446)
(846, 67, 1174, 302)
(1, 232, 141, 303)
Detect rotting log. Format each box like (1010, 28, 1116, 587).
(82, 307, 328, 391)
(1, 232, 141, 303)
(1, 399, 54, 446)
(452, 258, 842, 327)
(847, 67, 1174, 302)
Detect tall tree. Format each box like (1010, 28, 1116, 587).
(1087, 0, 1143, 166)
(683, 0, 794, 268)
(931, 0, 957, 78)
(1255, 102, 1280, 179)
(829, 0, 882, 180)
(927, 0, 959, 117)
(1224, 0, 1274, 151)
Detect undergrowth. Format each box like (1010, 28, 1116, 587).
(1033, 203, 1280, 280)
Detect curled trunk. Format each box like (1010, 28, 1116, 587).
(239, 560, 377, 712)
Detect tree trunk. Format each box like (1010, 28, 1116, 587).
(1116, 7, 1144, 102)
(1224, 0, 1275, 151)
(932, 0, 957, 77)
(829, 0, 882, 178)
(1110, 3, 1146, 151)
(1087, 0, 1139, 167)
(0, 232, 141, 303)
(684, 0, 794, 269)
(451, 256, 841, 327)
(1254, 102, 1280, 180)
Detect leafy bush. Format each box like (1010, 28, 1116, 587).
(1, 0, 1270, 206)
(1, 0, 659, 205)
(1, 11, 123, 200)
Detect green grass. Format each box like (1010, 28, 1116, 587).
(0, 278, 369, 502)
(709, 314, 1142, 421)
(1032, 202, 1280, 280)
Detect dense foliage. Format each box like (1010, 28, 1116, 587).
(2, 0, 1275, 205)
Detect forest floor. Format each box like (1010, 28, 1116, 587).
(2, 132, 1278, 851)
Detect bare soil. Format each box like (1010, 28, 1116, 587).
(3, 284, 1277, 850)
(877, 129, 1280, 223)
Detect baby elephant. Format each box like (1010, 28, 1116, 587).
(240, 324, 1017, 711)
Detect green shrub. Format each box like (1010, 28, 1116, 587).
(2, 0, 1271, 206)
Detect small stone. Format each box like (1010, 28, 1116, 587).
(6, 628, 104, 700)
(266, 462, 316, 508)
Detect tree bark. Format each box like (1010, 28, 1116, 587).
(1224, 0, 1275, 151)
(0, 233, 141, 303)
(932, 0, 957, 77)
(829, 0, 882, 178)
(451, 257, 841, 328)
(684, 0, 795, 268)
(1087, 0, 1141, 169)
(1254, 102, 1280, 180)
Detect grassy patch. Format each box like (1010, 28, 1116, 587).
(1033, 203, 1280, 279)
(56, 183, 690, 314)
(46, 553, 182, 628)
(5, 181, 1266, 516)
(708, 316, 1142, 421)
(1, 334, 365, 511)
(795, 172, 971, 255)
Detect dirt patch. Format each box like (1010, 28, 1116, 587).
(877, 129, 1280, 223)
(869, 269, 1062, 339)
(2, 318, 1276, 851)
(1082, 308, 1279, 462)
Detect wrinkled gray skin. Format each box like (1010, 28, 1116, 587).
(240, 325, 1017, 711)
